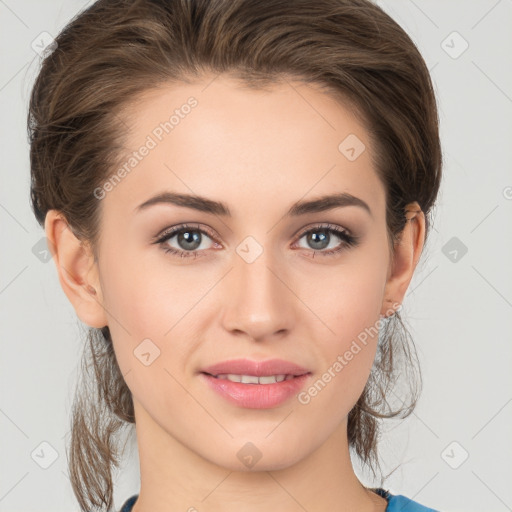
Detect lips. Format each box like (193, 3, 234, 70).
(201, 358, 310, 378)
(199, 358, 312, 408)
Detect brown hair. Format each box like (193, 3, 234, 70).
(28, 0, 442, 510)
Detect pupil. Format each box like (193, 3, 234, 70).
(178, 230, 201, 250)
(308, 230, 329, 250)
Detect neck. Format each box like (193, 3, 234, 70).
(130, 400, 386, 512)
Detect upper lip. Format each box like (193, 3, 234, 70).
(201, 358, 310, 377)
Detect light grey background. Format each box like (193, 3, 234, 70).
(1, 1, 511, 511)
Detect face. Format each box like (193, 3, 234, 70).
(89, 74, 395, 470)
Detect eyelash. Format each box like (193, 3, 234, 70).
(153, 223, 360, 259)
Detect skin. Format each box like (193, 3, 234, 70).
(45, 74, 424, 512)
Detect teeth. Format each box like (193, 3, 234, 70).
(214, 374, 291, 384)
(259, 375, 281, 384)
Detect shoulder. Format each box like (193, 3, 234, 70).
(381, 489, 440, 512)
(119, 494, 139, 512)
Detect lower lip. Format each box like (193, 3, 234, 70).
(199, 373, 311, 409)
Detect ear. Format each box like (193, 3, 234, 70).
(44, 210, 108, 328)
(380, 201, 425, 318)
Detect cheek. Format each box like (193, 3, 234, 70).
(319, 251, 387, 341)
(302, 304, 382, 423)
(98, 247, 211, 375)
(306, 252, 387, 404)
(100, 245, 179, 335)
(97, 248, 167, 371)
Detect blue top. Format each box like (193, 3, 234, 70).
(119, 489, 439, 511)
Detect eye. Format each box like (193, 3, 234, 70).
(293, 223, 360, 257)
(152, 222, 360, 260)
(153, 223, 220, 259)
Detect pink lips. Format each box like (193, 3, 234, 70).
(199, 358, 311, 409)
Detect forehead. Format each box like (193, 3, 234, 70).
(103, 74, 385, 220)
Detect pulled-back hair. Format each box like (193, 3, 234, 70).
(28, 0, 442, 510)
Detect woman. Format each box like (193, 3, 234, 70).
(28, 0, 442, 510)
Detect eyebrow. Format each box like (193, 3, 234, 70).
(135, 191, 372, 218)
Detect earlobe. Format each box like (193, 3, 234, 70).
(380, 202, 425, 317)
(44, 210, 108, 328)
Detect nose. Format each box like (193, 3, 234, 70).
(220, 246, 296, 342)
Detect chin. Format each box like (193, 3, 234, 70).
(201, 439, 306, 473)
